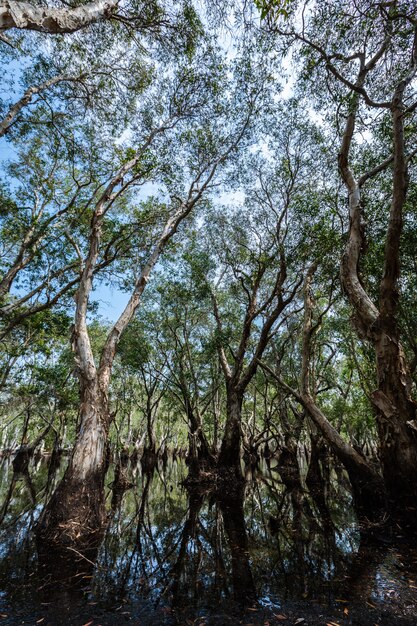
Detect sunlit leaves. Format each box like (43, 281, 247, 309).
(254, 0, 294, 20)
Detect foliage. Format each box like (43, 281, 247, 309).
(1, 0, 417, 484)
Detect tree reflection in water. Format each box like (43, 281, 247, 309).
(0, 455, 416, 625)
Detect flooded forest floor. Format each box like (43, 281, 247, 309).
(0, 455, 416, 625)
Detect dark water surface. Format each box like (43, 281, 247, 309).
(0, 456, 416, 625)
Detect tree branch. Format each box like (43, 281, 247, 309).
(0, 0, 118, 33)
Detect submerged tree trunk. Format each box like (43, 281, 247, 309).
(178, 373, 214, 477)
(306, 434, 337, 535)
(301, 267, 386, 516)
(210, 214, 298, 481)
(269, 368, 386, 516)
(37, 378, 109, 549)
(37, 96, 253, 548)
(281, 14, 417, 510)
(38, 190, 204, 546)
(371, 100, 417, 501)
(373, 334, 417, 503)
(301, 395, 386, 517)
(141, 403, 158, 471)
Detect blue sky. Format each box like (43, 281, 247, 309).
(92, 283, 130, 322)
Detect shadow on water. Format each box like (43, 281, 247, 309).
(0, 455, 417, 625)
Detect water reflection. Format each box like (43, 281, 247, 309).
(0, 455, 416, 625)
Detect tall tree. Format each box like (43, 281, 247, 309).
(266, 0, 417, 506)
(202, 108, 326, 477)
(37, 49, 260, 548)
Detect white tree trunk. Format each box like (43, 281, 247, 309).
(0, 0, 118, 33)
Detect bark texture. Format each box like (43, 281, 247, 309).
(0, 0, 118, 33)
(37, 379, 109, 548)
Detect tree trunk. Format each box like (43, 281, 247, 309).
(141, 403, 158, 471)
(305, 434, 337, 534)
(37, 377, 109, 550)
(302, 394, 385, 517)
(0, 0, 118, 33)
(372, 335, 417, 503)
(372, 97, 417, 500)
(187, 429, 213, 476)
(217, 386, 243, 478)
(36, 109, 245, 550)
(185, 398, 214, 477)
(341, 147, 417, 508)
(258, 257, 387, 519)
(337, 58, 417, 508)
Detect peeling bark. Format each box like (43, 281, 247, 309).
(37, 378, 109, 547)
(0, 0, 118, 33)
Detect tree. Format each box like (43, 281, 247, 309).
(260, 264, 386, 517)
(267, 0, 417, 507)
(200, 107, 327, 477)
(0, 0, 204, 331)
(141, 253, 220, 473)
(37, 48, 260, 548)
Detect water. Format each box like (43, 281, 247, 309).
(0, 455, 416, 625)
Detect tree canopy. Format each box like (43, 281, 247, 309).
(1, 0, 417, 547)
